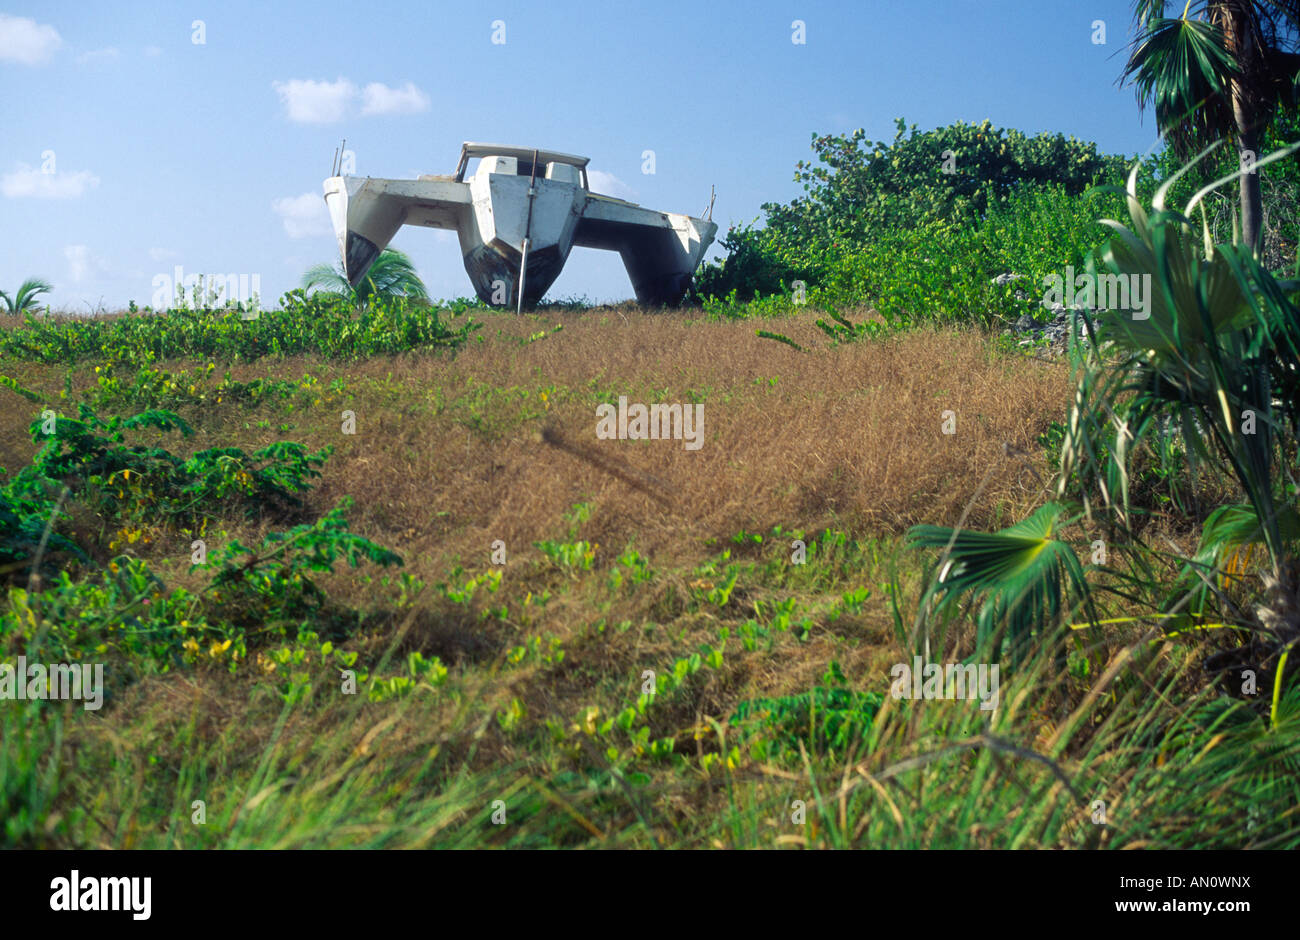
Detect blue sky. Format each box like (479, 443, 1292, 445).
(2, 0, 1162, 311)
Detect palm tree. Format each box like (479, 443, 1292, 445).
(1121, 1, 1300, 251)
(300, 248, 429, 306)
(1063, 156, 1300, 649)
(909, 152, 1300, 705)
(0, 278, 52, 315)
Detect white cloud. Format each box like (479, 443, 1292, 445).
(64, 245, 109, 283)
(272, 192, 332, 238)
(361, 81, 430, 116)
(273, 76, 432, 122)
(143, 45, 161, 57)
(77, 47, 119, 65)
(0, 14, 62, 65)
(272, 77, 357, 124)
(587, 170, 638, 201)
(2, 163, 99, 199)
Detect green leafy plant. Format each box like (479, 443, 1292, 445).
(201, 498, 402, 633)
(907, 502, 1094, 662)
(0, 278, 52, 316)
(17, 405, 329, 531)
(0, 291, 475, 366)
(730, 686, 884, 760)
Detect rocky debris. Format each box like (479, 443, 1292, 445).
(992, 274, 1092, 354)
(1006, 303, 1093, 352)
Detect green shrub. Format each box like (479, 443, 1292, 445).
(696, 119, 1137, 306)
(201, 498, 402, 635)
(0, 481, 84, 579)
(730, 686, 884, 760)
(0, 291, 478, 366)
(15, 405, 328, 531)
(3, 499, 402, 675)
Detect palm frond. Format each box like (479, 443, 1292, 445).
(907, 502, 1094, 662)
(300, 263, 354, 300)
(1123, 14, 1239, 155)
(11, 278, 52, 312)
(1207, 501, 1300, 563)
(302, 249, 427, 306)
(1132, 0, 1174, 29)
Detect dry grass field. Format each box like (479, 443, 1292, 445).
(1, 304, 1282, 849)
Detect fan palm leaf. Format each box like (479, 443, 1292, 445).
(1123, 12, 1240, 155)
(907, 502, 1095, 662)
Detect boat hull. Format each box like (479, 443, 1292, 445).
(323, 149, 717, 308)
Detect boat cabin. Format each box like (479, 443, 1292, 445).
(453, 142, 591, 190)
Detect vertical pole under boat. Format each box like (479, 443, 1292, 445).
(517, 148, 540, 314)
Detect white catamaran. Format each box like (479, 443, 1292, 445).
(323, 142, 718, 310)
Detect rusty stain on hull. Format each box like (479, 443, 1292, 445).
(463, 242, 565, 307)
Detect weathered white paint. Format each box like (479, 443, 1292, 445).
(322, 141, 717, 307)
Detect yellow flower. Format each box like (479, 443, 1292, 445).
(183, 638, 200, 654)
(209, 638, 232, 657)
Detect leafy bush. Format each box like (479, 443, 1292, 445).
(730, 685, 884, 760)
(5, 558, 203, 669)
(773, 118, 1128, 239)
(696, 118, 1136, 306)
(0, 480, 83, 578)
(4, 499, 403, 675)
(0, 290, 478, 365)
(14, 405, 328, 531)
(202, 498, 402, 633)
(86, 362, 305, 413)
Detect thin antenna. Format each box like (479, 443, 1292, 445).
(332, 146, 339, 177)
(703, 184, 715, 221)
(517, 148, 540, 314)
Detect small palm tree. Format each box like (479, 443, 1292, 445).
(1121, 0, 1300, 251)
(909, 149, 1300, 697)
(1065, 153, 1300, 643)
(0, 278, 52, 315)
(907, 502, 1095, 664)
(301, 248, 428, 306)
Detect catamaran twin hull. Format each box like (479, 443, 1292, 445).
(323, 143, 718, 308)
